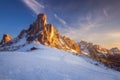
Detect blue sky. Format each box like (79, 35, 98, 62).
(0, 0, 120, 49)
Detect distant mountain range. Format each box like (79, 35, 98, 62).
(0, 13, 120, 71)
(80, 40, 120, 71)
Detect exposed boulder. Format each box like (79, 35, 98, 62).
(30, 47, 38, 51)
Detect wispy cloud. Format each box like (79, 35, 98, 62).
(54, 14, 67, 25)
(59, 13, 99, 39)
(54, 14, 79, 37)
(22, 0, 44, 14)
(103, 8, 109, 17)
(58, 12, 120, 49)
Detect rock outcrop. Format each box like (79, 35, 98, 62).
(110, 47, 120, 54)
(0, 34, 12, 45)
(0, 13, 81, 53)
(80, 40, 108, 56)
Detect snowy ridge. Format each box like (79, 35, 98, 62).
(0, 44, 120, 80)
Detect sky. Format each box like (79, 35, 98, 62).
(0, 0, 120, 49)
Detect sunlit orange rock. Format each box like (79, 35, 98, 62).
(0, 34, 12, 45)
(0, 13, 81, 53)
(19, 13, 81, 53)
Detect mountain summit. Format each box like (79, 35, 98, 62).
(0, 34, 12, 45)
(0, 14, 81, 53)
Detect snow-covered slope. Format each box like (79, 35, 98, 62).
(0, 44, 120, 80)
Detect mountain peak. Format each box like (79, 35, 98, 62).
(37, 13, 46, 21)
(0, 34, 12, 45)
(37, 13, 47, 26)
(0, 13, 81, 53)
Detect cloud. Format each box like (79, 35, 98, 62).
(59, 13, 99, 38)
(58, 12, 120, 49)
(54, 14, 67, 25)
(22, 0, 44, 14)
(103, 8, 109, 17)
(60, 25, 120, 49)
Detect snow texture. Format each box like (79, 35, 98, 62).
(0, 44, 120, 80)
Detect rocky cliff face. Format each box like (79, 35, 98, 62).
(110, 47, 120, 54)
(0, 34, 12, 45)
(80, 40, 109, 56)
(20, 14, 81, 53)
(79, 40, 120, 71)
(0, 14, 81, 53)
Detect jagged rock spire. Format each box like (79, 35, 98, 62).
(0, 34, 12, 45)
(18, 13, 81, 53)
(0, 13, 81, 53)
(37, 13, 47, 26)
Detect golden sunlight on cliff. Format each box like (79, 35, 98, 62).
(0, 34, 12, 45)
(49, 25, 54, 41)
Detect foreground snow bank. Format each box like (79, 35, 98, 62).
(0, 44, 120, 80)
